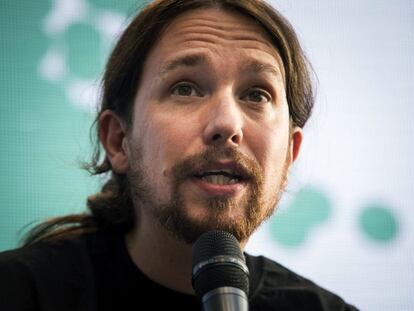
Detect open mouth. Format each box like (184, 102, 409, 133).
(193, 166, 248, 186)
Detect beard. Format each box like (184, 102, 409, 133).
(127, 145, 290, 244)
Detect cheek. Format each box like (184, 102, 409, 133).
(137, 110, 201, 179)
(245, 120, 291, 193)
(245, 98, 291, 165)
(247, 124, 290, 167)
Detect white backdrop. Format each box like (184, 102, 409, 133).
(246, 1, 414, 310)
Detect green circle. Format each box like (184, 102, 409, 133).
(359, 204, 398, 242)
(269, 186, 332, 248)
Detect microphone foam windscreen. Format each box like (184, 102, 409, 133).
(192, 230, 249, 298)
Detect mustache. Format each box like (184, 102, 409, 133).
(171, 146, 263, 183)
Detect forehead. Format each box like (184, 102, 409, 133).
(144, 7, 285, 79)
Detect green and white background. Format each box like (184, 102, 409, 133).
(0, 1, 413, 310)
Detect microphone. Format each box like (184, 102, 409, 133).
(192, 230, 249, 311)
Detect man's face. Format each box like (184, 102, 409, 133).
(124, 8, 300, 243)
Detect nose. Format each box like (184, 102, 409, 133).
(203, 93, 244, 147)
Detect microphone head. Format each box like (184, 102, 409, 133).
(192, 230, 249, 299)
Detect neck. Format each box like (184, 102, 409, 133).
(125, 213, 195, 295)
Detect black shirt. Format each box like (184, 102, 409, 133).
(0, 229, 359, 310)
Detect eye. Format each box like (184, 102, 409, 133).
(242, 88, 271, 104)
(171, 82, 201, 97)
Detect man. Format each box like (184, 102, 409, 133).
(0, 0, 358, 310)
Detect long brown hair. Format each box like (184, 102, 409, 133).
(22, 0, 315, 246)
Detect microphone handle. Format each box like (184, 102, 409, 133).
(202, 286, 249, 311)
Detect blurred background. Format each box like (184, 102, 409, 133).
(0, 1, 413, 310)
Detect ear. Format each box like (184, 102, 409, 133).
(99, 110, 129, 174)
(288, 126, 303, 164)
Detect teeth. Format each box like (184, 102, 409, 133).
(204, 169, 234, 175)
(219, 169, 233, 174)
(201, 175, 238, 185)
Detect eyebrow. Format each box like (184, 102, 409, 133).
(158, 54, 208, 78)
(158, 54, 283, 82)
(241, 61, 283, 80)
